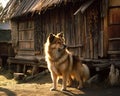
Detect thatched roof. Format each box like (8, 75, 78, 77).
(0, 0, 83, 21)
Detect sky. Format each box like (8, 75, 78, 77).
(0, 0, 9, 8)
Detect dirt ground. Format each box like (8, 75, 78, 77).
(0, 69, 120, 96)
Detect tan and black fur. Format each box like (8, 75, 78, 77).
(44, 32, 90, 91)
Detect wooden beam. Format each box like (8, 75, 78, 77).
(67, 44, 83, 48)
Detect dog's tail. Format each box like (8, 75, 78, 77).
(82, 64, 90, 82)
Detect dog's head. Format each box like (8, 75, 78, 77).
(47, 32, 66, 52)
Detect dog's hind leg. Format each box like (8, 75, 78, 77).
(50, 72, 58, 91)
(75, 73, 83, 89)
(78, 78, 83, 89)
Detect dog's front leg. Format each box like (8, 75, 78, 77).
(61, 74, 67, 91)
(50, 72, 57, 91)
(67, 76, 72, 87)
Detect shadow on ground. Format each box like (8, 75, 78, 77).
(0, 87, 16, 96)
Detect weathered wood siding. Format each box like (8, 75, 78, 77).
(34, 2, 83, 56)
(84, 0, 101, 59)
(11, 18, 35, 56)
(18, 20, 34, 50)
(108, 0, 120, 58)
(35, 1, 101, 59)
(11, 0, 120, 59)
(11, 21, 18, 54)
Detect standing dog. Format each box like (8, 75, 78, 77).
(44, 32, 90, 91)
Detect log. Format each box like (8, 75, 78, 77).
(67, 44, 83, 48)
(14, 73, 25, 80)
(24, 69, 49, 81)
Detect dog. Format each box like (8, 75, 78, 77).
(44, 32, 90, 91)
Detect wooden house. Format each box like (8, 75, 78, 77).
(0, 0, 120, 74)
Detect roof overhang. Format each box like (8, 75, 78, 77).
(74, 0, 95, 15)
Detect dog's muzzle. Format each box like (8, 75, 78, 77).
(58, 44, 67, 52)
(63, 44, 67, 49)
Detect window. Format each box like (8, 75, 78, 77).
(18, 20, 34, 50)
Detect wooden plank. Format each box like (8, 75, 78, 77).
(14, 73, 25, 80)
(103, 0, 109, 57)
(81, 14, 85, 57)
(17, 51, 35, 56)
(84, 15, 89, 58)
(109, 8, 120, 25)
(23, 65, 26, 73)
(109, 0, 120, 6)
(108, 51, 120, 54)
(67, 44, 83, 48)
(109, 38, 120, 40)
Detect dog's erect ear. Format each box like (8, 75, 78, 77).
(49, 33, 55, 43)
(57, 32, 64, 38)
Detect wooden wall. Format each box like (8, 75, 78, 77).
(18, 20, 34, 50)
(108, 0, 120, 58)
(34, 2, 83, 56)
(11, 21, 19, 54)
(10, 0, 120, 60)
(34, 1, 102, 59)
(84, 0, 101, 59)
(11, 18, 35, 56)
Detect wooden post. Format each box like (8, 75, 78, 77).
(32, 65, 38, 76)
(0, 58, 2, 68)
(23, 65, 26, 73)
(16, 64, 20, 72)
(7, 58, 12, 71)
(103, 0, 109, 57)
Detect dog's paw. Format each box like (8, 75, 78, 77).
(77, 85, 83, 89)
(61, 88, 67, 91)
(50, 88, 57, 91)
(67, 82, 72, 87)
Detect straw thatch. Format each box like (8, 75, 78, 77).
(0, 0, 83, 20)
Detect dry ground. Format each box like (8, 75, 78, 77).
(0, 69, 120, 96)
